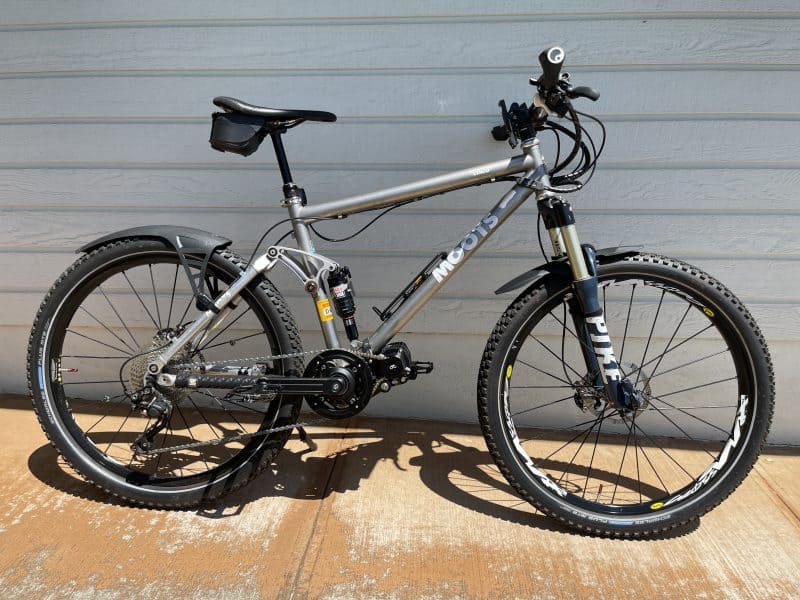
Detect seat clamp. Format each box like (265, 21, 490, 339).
(282, 184, 307, 206)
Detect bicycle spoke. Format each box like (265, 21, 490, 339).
(515, 359, 572, 386)
(518, 415, 601, 444)
(645, 304, 691, 381)
(645, 404, 717, 460)
(511, 385, 575, 389)
(646, 405, 736, 411)
(635, 289, 665, 388)
(656, 376, 737, 400)
(649, 395, 731, 436)
(103, 407, 132, 454)
(187, 393, 234, 436)
(77, 306, 137, 353)
(510, 394, 574, 417)
(166, 264, 179, 329)
(582, 407, 608, 498)
(544, 412, 605, 462)
(630, 417, 669, 496)
(554, 410, 608, 484)
(122, 271, 160, 330)
(200, 331, 264, 352)
(633, 412, 642, 503)
(528, 334, 584, 381)
(83, 394, 131, 434)
(148, 264, 163, 330)
(98, 285, 139, 348)
(549, 306, 596, 368)
(174, 402, 212, 472)
(611, 425, 633, 504)
(633, 421, 696, 481)
(617, 283, 635, 365)
(176, 290, 195, 328)
(61, 380, 121, 385)
(61, 354, 130, 360)
(195, 306, 254, 353)
(625, 323, 715, 381)
(66, 329, 132, 356)
(647, 348, 729, 381)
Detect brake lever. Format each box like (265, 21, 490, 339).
(566, 86, 600, 102)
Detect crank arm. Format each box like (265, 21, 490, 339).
(167, 373, 348, 397)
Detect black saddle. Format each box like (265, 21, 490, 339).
(209, 97, 336, 157)
(213, 96, 337, 124)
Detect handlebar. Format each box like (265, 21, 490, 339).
(489, 47, 606, 191)
(492, 46, 600, 146)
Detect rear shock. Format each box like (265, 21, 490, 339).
(327, 266, 359, 341)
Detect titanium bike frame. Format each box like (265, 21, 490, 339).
(151, 135, 628, 407)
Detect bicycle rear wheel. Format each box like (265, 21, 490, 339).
(28, 238, 303, 507)
(478, 254, 774, 537)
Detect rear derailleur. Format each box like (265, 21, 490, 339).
(129, 389, 173, 454)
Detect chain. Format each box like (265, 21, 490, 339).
(171, 346, 386, 371)
(137, 346, 384, 456)
(135, 418, 326, 455)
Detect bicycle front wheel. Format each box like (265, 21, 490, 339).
(478, 254, 774, 537)
(28, 238, 303, 508)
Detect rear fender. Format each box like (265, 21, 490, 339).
(78, 226, 233, 312)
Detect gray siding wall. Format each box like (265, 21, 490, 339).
(1, 2, 798, 442)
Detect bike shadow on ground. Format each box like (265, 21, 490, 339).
(26, 416, 699, 538)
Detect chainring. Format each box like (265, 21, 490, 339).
(304, 349, 373, 419)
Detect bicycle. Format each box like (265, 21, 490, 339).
(27, 47, 774, 537)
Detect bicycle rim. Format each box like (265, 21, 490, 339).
(40, 248, 291, 485)
(498, 266, 757, 516)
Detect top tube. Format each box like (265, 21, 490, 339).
(297, 153, 536, 221)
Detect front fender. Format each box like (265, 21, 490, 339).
(77, 225, 232, 255)
(494, 246, 642, 295)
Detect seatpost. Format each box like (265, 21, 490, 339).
(270, 128, 307, 204)
(270, 128, 292, 183)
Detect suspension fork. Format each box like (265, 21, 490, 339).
(538, 195, 633, 410)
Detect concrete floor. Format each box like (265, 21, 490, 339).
(0, 393, 798, 599)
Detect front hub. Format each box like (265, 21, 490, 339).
(574, 363, 651, 416)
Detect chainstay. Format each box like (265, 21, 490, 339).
(136, 418, 327, 456)
(142, 348, 383, 455)
(171, 347, 385, 370)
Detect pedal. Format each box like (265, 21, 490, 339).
(376, 342, 433, 384)
(410, 361, 434, 377)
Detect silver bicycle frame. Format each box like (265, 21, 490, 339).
(152, 138, 561, 369)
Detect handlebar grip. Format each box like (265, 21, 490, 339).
(537, 46, 565, 91)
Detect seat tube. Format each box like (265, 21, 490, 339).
(285, 197, 341, 349)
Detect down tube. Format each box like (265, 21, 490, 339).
(366, 180, 537, 351)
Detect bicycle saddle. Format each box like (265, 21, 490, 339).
(213, 96, 337, 123)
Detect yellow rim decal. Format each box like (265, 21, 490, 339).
(650, 501, 664, 511)
(316, 298, 334, 322)
(703, 307, 715, 318)
(506, 364, 513, 379)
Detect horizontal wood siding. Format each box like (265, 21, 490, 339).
(1, 2, 797, 441)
